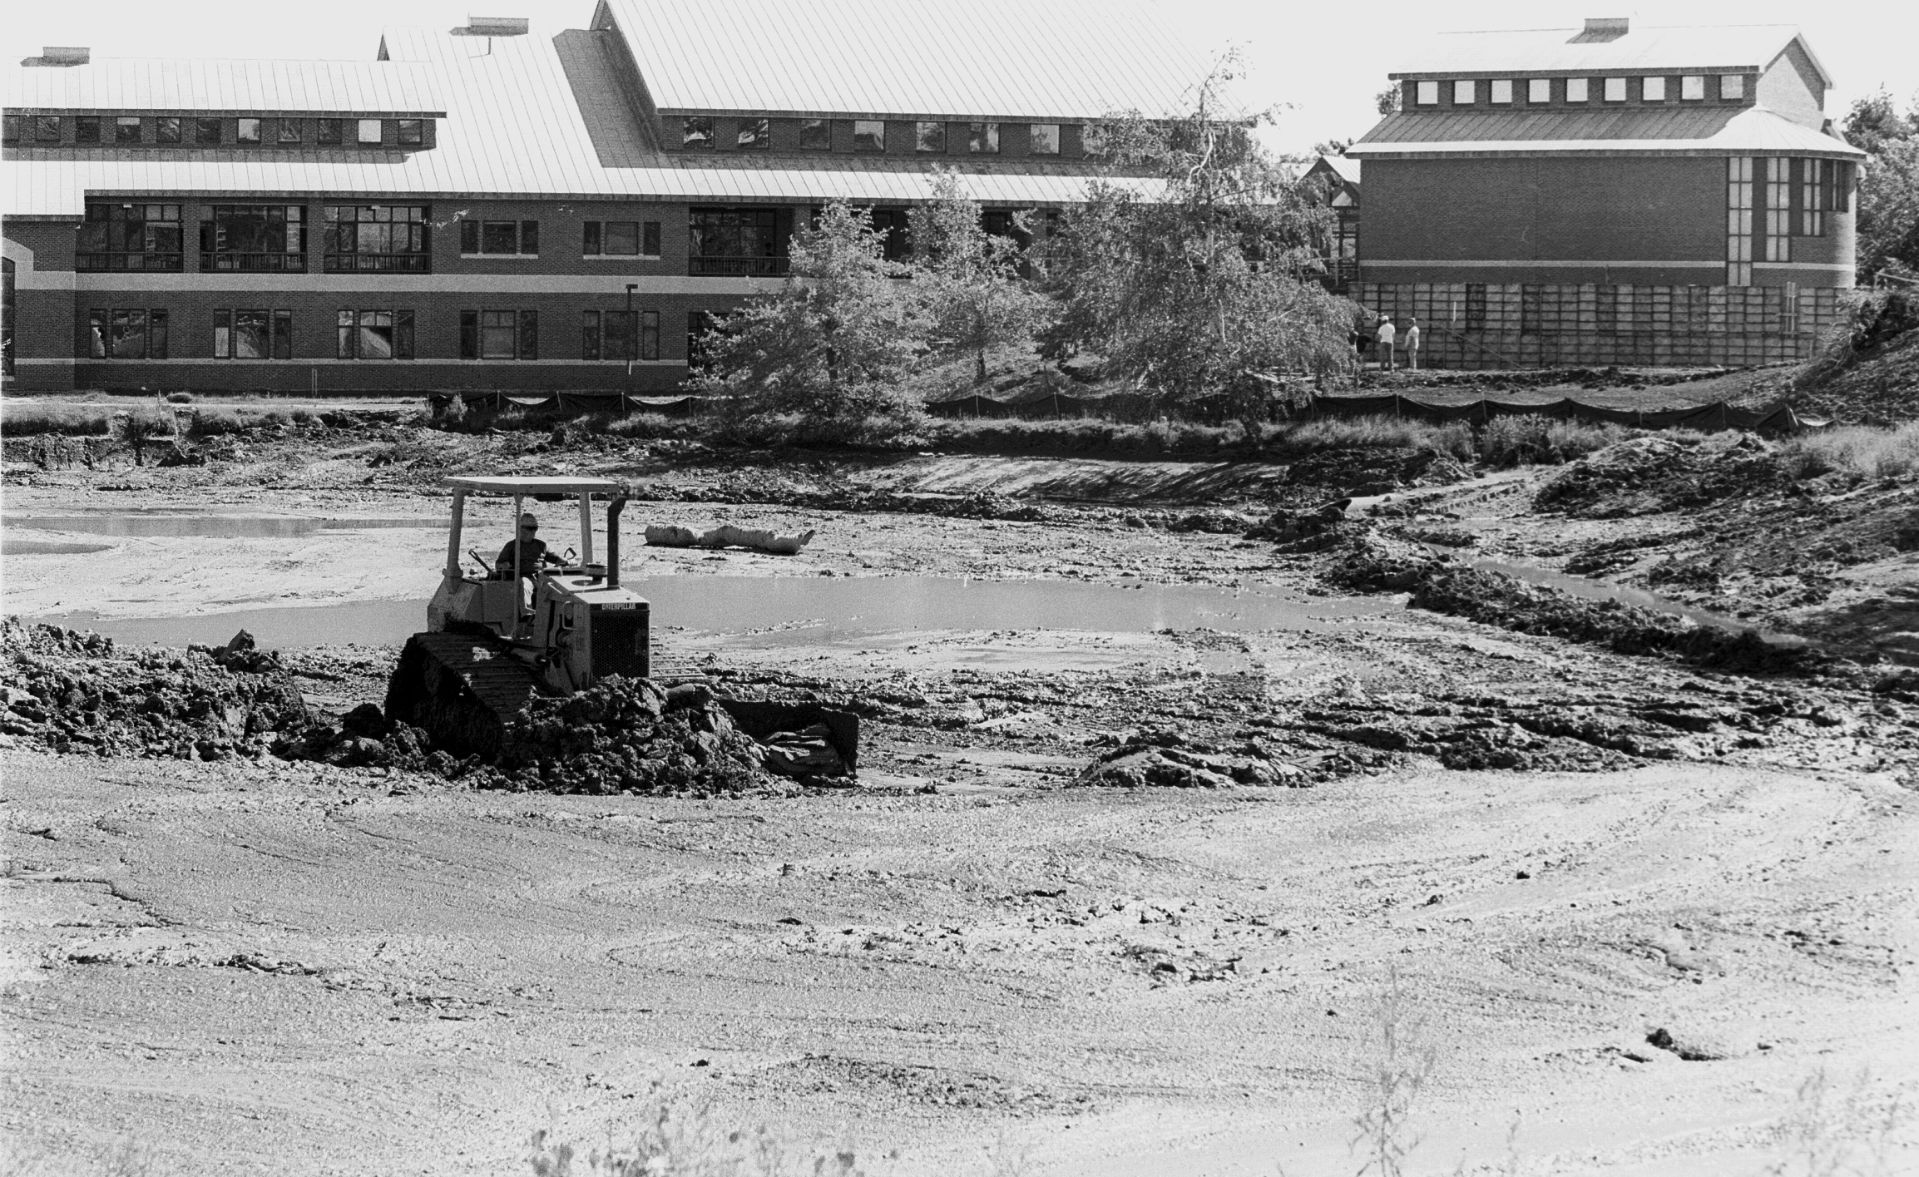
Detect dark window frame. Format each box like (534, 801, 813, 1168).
(77, 202, 185, 273)
(460, 309, 538, 360)
(156, 117, 181, 144)
(582, 219, 662, 258)
(397, 118, 423, 146)
(336, 308, 416, 359)
(316, 118, 343, 146)
(737, 117, 769, 150)
(851, 120, 885, 152)
(323, 204, 431, 273)
(682, 116, 715, 149)
(915, 121, 946, 153)
(459, 218, 539, 256)
(237, 117, 263, 144)
(798, 117, 830, 150)
(35, 115, 63, 143)
(212, 308, 293, 360)
(195, 117, 223, 145)
(86, 307, 169, 360)
(75, 116, 101, 144)
(278, 118, 302, 144)
(115, 116, 143, 144)
(199, 204, 307, 273)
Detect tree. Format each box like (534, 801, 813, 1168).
(1843, 89, 1919, 282)
(1046, 59, 1358, 411)
(691, 201, 928, 426)
(1376, 84, 1403, 116)
(908, 170, 1052, 385)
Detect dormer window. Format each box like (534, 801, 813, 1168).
(1416, 81, 1439, 105)
(116, 117, 141, 143)
(317, 119, 342, 146)
(1720, 74, 1745, 100)
(1453, 80, 1476, 104)
(1490, 79, 1513, 104)
(737, 118, 769, 150)
(398, 119, 423, 146)
(1528, 78, 1550, 102)
(798, 118, 829, 150)
(1642, 77, 1666, 101)
(1566, 78, 1589, 102)
(356, 119, 381, 146)
(195, 118, 222, 145)
(1682, 76, 1705, 100)
(681, 116, 714, 149)
(237, 118, 262, 144)
(1603, 77, 1627, 102)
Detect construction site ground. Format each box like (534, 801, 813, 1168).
(2, 406, 1915, 1176)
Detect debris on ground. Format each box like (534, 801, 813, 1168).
(644, 523, 817, 554)
(0, 619, 309, 759)
(1076, 729, 1315, 788)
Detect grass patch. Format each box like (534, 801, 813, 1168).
(0, 403, 121, 436)
(1782, 422, 1919, 480)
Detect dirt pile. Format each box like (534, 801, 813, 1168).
(0, 619, 309, 759)
(1534, 432, 1789, 517)
(1076, 729, 1316, 788)
(1791, 291, 1919, 425)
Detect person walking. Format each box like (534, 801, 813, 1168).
(1375, 315, 1397, 372)
(1405, 317, 1421, 371)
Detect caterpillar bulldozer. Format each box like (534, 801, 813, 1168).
(383, 475, 857, 772)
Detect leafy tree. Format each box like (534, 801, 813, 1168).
(1046, 60, 1357, 411)
(1376, 84, 1403, 116)
(908, 170, 1052, 385)
(691, 201, 927, 427)
(1843, 89, 1919, 281)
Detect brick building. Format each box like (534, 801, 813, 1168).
(1344, 18, 1867, 368)
(1, 1, 1214, 394)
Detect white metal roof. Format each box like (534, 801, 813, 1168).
(3, 17, 1168, 218)
(1347, 105, 1864, 159)
(1389, 24, 1827, 86)
(3, 56, 443, 115)
(596, 0, 1239, 120)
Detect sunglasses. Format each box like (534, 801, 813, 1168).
(520, 525, 538, 532)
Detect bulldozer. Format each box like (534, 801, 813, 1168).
(383, 475, 857, 774)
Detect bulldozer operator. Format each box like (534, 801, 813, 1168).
(495, 512, 564, 580)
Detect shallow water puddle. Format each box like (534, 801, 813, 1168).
(4, 512, 436, 539)
(36, 574, 1388, 651)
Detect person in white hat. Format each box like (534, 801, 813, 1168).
(1375, 315, 1397, 371)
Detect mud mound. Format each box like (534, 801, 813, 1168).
(1535, 433, 1789, 518)
(0, 618, 309, 759)
(472, 679, 782, 797)
(1076, 730, 1315, 789)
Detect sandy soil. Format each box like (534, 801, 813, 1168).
(3, 432, 1917, 1176)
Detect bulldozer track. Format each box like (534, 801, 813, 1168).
(384, 632, 545, 760)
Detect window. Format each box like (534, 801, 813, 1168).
(1490, 79, 1513, 104)
(1682, 75, 1705, 101)
(1642, 76, 1666, 101)
(682, 116, 714, 149)
(76, 116, 101, 144)
(1415, 81, 1439, 105)
(916, 121, 946, 152)
(279, 118, 302, 144)
(1764, 158, 1792, 263)
(324, 204, 430, 272)
(1528, 78, 1550, 103)
(459, 218, 539, 256)
(86, 309, 168, 359)
(336, 309, 415, 359)
(852, 120, 885, 152)
(35, 116, 62, 143)
(1801, 158, 1826, 238)
(1081, 122, 1107, 156)
(200, 205, 306, 272)
(78, 203, 184, 272)
(397, 119, 423, 146)
(582, 310, 660, 362)
(798, 118, 830, 150)
(356, 119, 382, 146)
(1603, 77, 1626, 102)
(1, 116, 17, 144)
(1566, 77, 1589, 102)
(687, 310, 723, 370)
(237, 118, 262, 144)
(737, 118, 769, 149)
(583, 219, 661, 257)
(1727, 157, 1754, 285)
(156, 117, 181, 144)
(1453, 80, 1475, 104)
(116, 117, 142, 144)
(195, 118, 222, 145)
(212, 309, 292, 359)
(317, 118, 343, 146)
(1721, 74, 1745, 100)
(460, 309, 537, 360)
(968, 122, 1000, 154)
(689, 207, 785, 276)
(1029, 123, 1060, 154)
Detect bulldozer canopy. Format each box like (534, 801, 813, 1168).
(445, 476, 628, 497)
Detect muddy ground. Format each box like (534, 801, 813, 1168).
(2, 416, 1916, 1176)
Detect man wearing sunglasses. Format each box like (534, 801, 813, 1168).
(495, 512, 564, 580)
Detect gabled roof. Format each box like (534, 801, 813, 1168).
(1315, 154, 1361, 185)
(3, 15, 1175, 219)
(1389, 24, 1830, 89)
(1347, 106, 1864, 159)
(595, 0, 1237, 121)
(2, 56, 442, 115)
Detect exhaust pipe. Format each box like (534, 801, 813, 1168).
(607, 496, 625, 588)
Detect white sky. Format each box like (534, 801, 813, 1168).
(4, 1, 1914, 157)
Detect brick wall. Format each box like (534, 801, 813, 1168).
(1355, 281, 1846, 369)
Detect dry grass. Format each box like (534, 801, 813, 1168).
(1782, 422, 1919, 480)
(0, 403, 122, 436)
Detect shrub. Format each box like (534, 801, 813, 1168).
(164, 391, 195, 404)
(1782, 421, 1919, 480)
(1479, 414, 1555, 468)
(0, 403, 118, 436)
(186, 407, 247, 437)
(115, 407, 175, 464)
